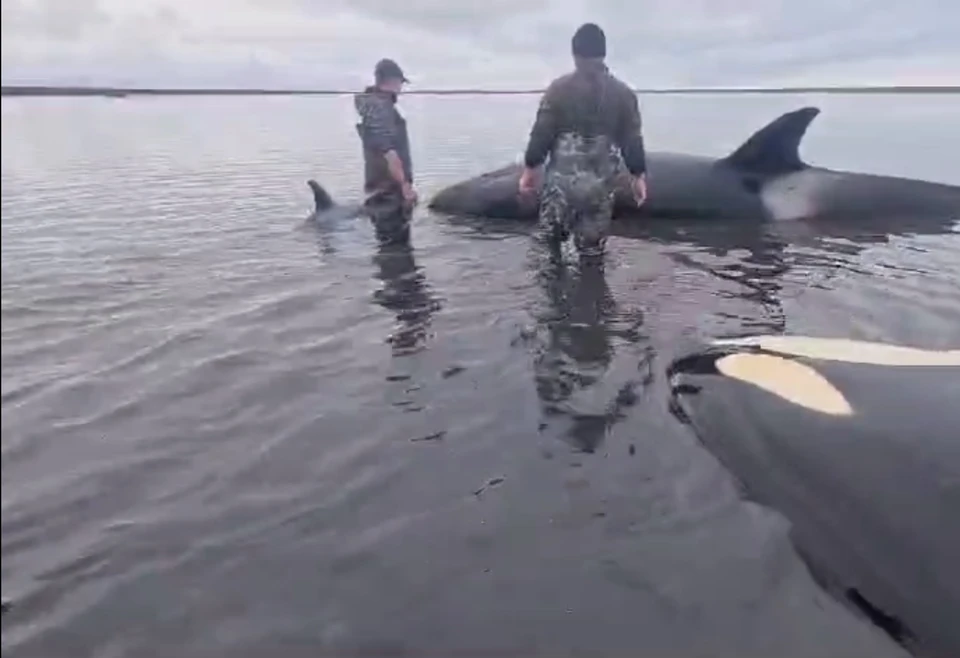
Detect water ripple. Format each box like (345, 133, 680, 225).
(3, 93, 957, 657)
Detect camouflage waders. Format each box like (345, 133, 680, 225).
(364, 188, 412, 245)
(539, 132, 622, 257)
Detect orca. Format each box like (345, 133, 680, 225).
(307, 178, 336, 214)
(667, 335, 960, 657)
(305, 179, 366, 221)
(427, 107, 960, 225)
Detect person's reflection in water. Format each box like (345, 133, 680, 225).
(370, 241, 441, 356)
(527, 246, 647, 453)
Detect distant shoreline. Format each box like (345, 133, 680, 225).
(2, 85, 958, 98)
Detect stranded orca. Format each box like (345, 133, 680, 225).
(668, 335, 960, 657)
(427, 107, 960, 225)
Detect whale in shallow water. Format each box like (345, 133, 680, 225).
(427, 107, 960, 225)
(305, 178, 366, 221)
(667, 335, 960, 657)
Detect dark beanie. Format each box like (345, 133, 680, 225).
(571, 23, 606, 58)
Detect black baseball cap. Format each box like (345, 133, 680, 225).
(374, 58, 409, 84)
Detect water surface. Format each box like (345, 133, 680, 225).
(2, 92, 959, 657)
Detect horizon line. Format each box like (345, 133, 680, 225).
(2, 84, 959, 97)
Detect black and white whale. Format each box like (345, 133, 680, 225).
(427, 107, 960, 225)
(667, 335, 960, 658)
(305, 179, 365, 221)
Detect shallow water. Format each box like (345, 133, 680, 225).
(2, 92, 959, 657)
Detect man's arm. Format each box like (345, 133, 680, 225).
(361, 99, 408, 187)
(523, 83, 561, 169)
(383, 151, 408, 188)
(616, 90, 647, 176)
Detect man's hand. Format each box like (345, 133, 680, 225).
(632, 173, 648, 206)
(518, 166, 540, 196)
(401, 181, 418, 206)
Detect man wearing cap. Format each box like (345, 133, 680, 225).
(518, 23, 648, 257)
(354, 58, 417, 244)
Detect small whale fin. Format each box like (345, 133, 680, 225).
(723, 106, 820, 174)
(307, 179, 335, 213)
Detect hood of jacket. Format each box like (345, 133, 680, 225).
(354, 85, 396, 115)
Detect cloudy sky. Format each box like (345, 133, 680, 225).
(2, 0, 957, 89)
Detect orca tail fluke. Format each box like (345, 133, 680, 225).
(307, 179, 335, 213)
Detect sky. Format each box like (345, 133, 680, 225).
(2, 0, 958, 89)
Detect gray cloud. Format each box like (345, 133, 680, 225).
(2, 0, 958, 88)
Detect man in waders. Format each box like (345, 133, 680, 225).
(519, 23, 648, 257)
(354, 58, 418, 244)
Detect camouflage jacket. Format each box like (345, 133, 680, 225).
(354, 86, 414, 193)
(523, 61, 647, 177)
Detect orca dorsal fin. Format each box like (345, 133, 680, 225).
(307, 179, 335, 212)
(723, 106, 820, 174)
